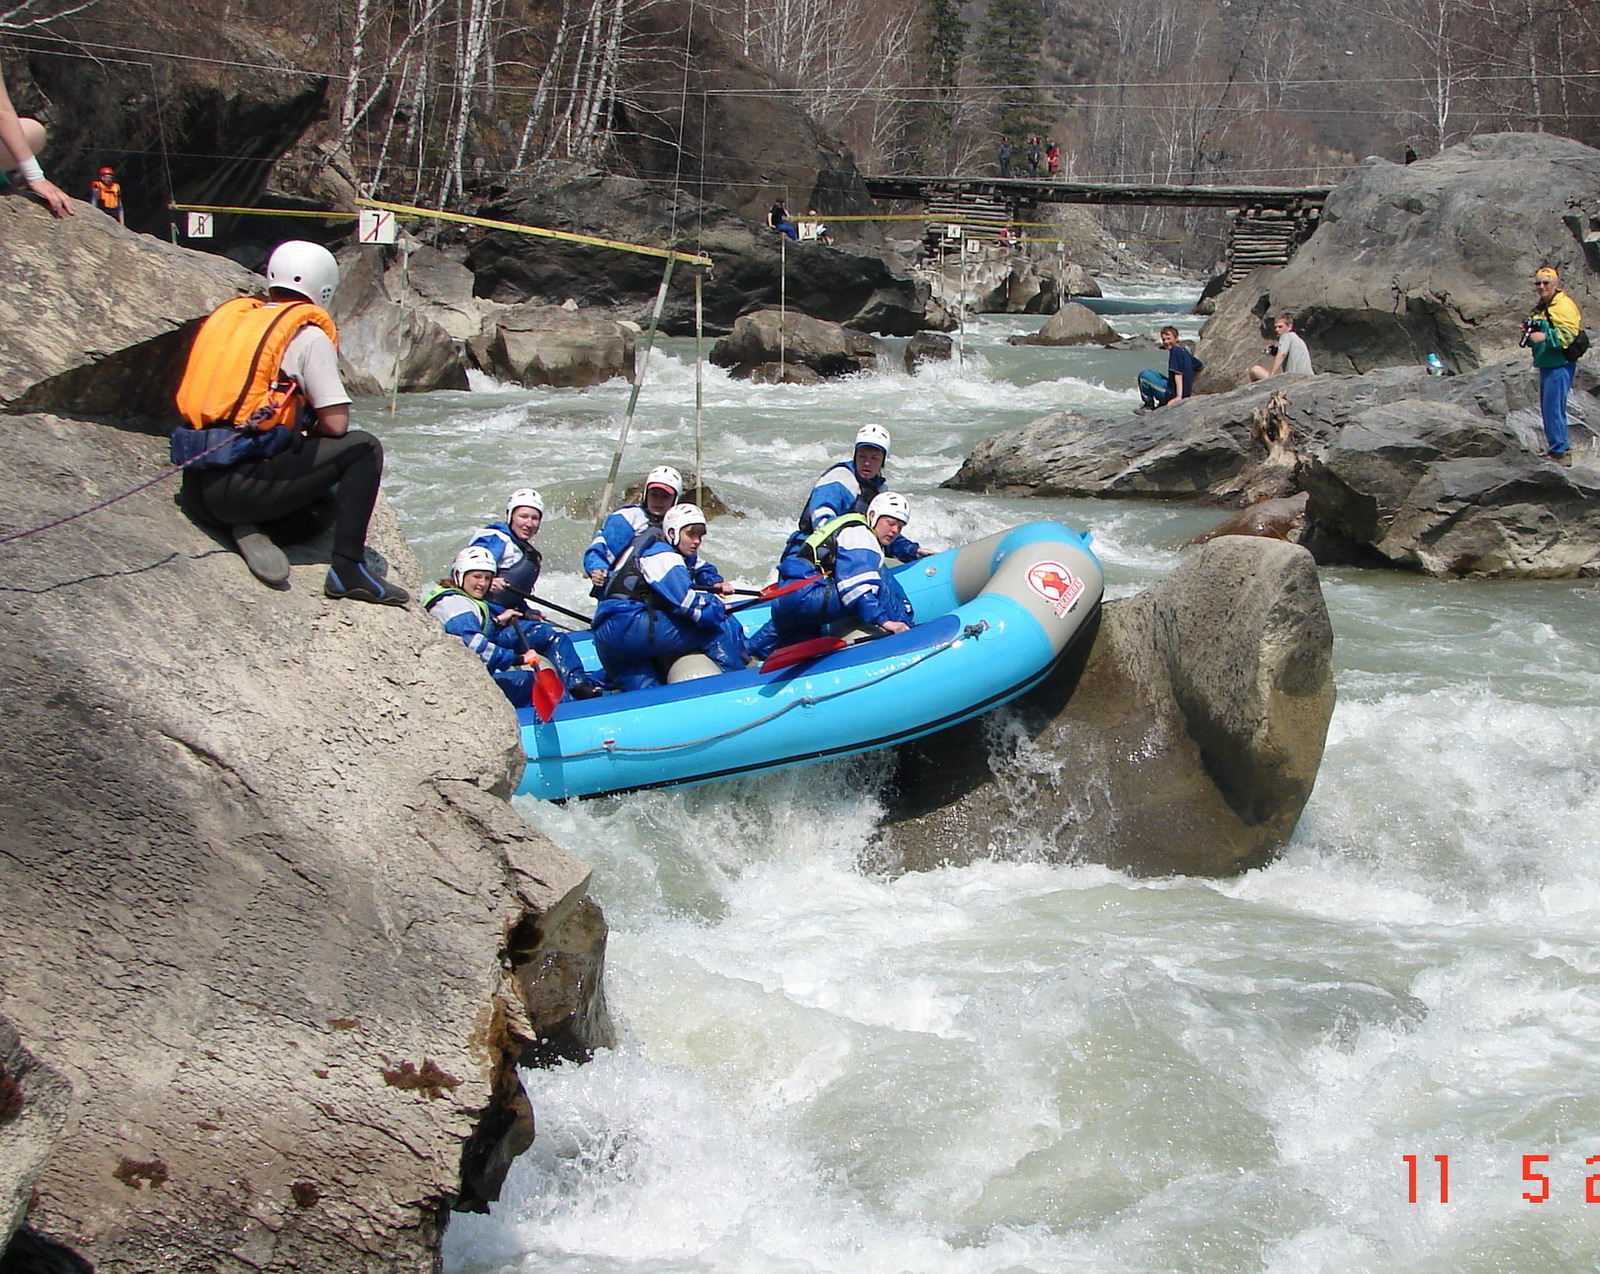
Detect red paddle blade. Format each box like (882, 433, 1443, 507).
(759, 636, 848, 673)
(759, 574, 820, 600)
(532, 667, 565, 722)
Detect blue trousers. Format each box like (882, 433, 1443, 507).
(748, 574, 913, 659)
(1137, 369, 1172, 409)
(1539, 361, 1574, 456)
(593, 606, 750, 692)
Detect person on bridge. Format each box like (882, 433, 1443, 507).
(997, 137, 1013, 178)
(1046, 141, 1061, 178)
(1249, 314, 1314, 382)
(1027, 137, 1042, 178)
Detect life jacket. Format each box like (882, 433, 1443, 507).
(800, 513, 869, 576)
(175, 297, 338, 433)
(603, 526, 667, 604)
(91, 179, 121, 210)
(422, 583, 490, 628)
(485, 527, 542, 601)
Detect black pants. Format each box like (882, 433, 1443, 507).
(187, 430, 383, 563)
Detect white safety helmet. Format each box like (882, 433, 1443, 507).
(505, 487, 544, 523)
(662, 503, 708, 547)
(265, 240, 341, 307)
(854, 424, 891, 455)
(450, 545, 498, 587)
(866, 492, 910, 529)
(645, 465, 684, 498)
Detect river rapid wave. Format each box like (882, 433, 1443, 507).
(369, 301, 1600, 1274)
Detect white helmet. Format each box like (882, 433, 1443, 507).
(645, 465, 684, 498)
(662, 503, 707, 547)
(505, 487, 544, 523)
(866, 492, 910, 529)
(854, 424, 891, 455)
(265, 240, 340, 307)
(450, 545, 497, 587)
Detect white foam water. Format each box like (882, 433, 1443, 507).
(370, 308, 1600, 1274)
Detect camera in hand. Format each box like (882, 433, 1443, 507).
(1519, 321, 1536, 348)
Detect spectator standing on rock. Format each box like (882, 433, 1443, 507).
(997, 137, 1013, 178)
(1524, 265, 1582, 467)
(0, 68, 72, 218)
(1249, 314, 1313, 381)
(174, 239, 409, 605)
(89, 166, 124, 222)
(1137, 326, 1203, 410)
(1404, 144, 1418, 164)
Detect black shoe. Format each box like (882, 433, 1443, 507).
(325, 562, 410, 607)
(232, 523, 289, 587)
(570, 680, 604, 700)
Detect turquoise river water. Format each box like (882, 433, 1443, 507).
(367, 287, 1600, 1274)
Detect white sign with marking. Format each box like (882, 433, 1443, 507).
(186, 212, 213, 239)
(358, 209, 397, 244)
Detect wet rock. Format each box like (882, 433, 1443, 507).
(473, 302, 637, 388)
(709, 310, 885, 379)
(1191, 492, 1311, 545)
(878, 537, 1335, 877)
(1196, 133, 1600, 386)
(904, 332, 954, 373)
(1009, 301, 1120, 347)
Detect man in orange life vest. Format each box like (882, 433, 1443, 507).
(175, 240, 408, 604)
(88, 166, 123, 222)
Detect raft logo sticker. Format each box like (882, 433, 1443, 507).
(1026, 562, 1085, 618)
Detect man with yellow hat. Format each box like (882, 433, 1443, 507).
(1524, 265, 1582, 466)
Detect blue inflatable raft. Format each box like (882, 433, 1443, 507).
(515, 520, 1103, 800)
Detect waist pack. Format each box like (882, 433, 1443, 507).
(170, 424, 295, 470)
(1565, 330, 1590, 362)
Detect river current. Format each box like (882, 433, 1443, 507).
(370, 288, 1600, 1274)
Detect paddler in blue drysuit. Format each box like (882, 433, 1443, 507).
(591, 503, 749, 692)
(781, 424, 928, 566)
(584, 464, 682, 594)
(424, 547, 562, 707)
(749, 492, 916, 659)
(465, 486, 602, 698)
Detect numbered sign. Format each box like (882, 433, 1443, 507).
(186, 212, 213, 239)
(965, 238, 983, 255)
(358, 209, 397, 245)
(945, 223, 963, 239)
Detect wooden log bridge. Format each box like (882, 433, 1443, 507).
(863, 174, 1332, 285)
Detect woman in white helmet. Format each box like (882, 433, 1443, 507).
(591, 503, 749, 692)
(422, 547, 561, 707)
(584, 464, 685, 594)
(176, 239, 407, 605)
(779, 424, 926, 570)
(749, 491, 915, 659)
(464, 487, 602, 698)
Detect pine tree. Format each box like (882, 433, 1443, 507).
(974, 0, 1049, 141)
(914, 0, 969, 169)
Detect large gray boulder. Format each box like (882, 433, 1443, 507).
(878, 537, 1335, 877)
(1, 198, 611, 1273)
(330, 243, 480, 395)
(0, 198, 252, 418)
(466, 175, 943, 336)
(947, 360, 1600, 577)
(1196, 133, 1600, 386)
(710, 310, 886, 379)
(1, 1020, 71, 1248)
(1011, 300, 1120, 346)
(472, 302, 637, 388)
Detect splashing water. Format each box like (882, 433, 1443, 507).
(369, 300, 1600, 1274)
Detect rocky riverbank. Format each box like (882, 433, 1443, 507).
(1, 184, 610, 1273)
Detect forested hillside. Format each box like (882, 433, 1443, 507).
(5, 0, 1597, 243)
